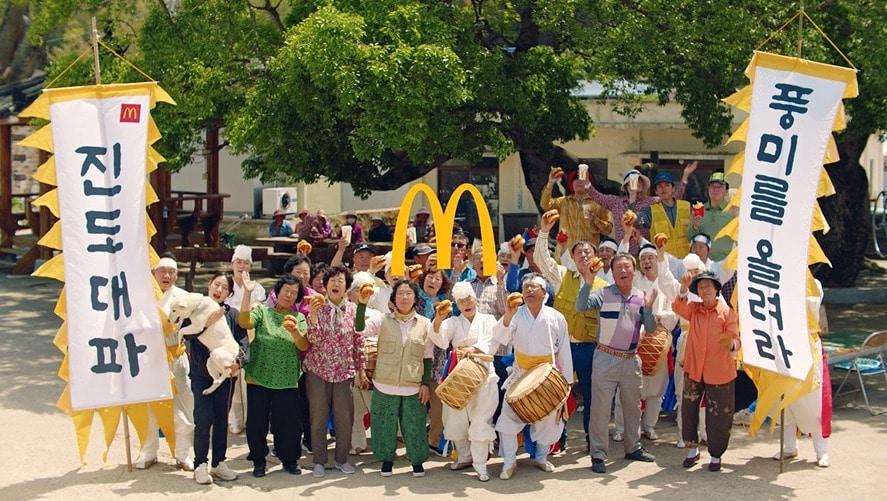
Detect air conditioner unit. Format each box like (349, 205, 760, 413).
(262, 187, 298, 216)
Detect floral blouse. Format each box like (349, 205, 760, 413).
(304, 299, 366, 383)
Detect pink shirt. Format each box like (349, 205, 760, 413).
(304, 300, 365, 383)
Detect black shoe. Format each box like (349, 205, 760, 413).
(683, 454, 700, 468)
(591, 458, 606, 474)
(412, 464, 425, 477)
(252, 463, 266, 478)
(381, 461, 393, 477)
(708, 461, 722, 472)
(283, 463, 301, 475)
(625, 448, 655, 462)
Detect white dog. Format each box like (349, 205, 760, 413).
(168, 292, 240, 395)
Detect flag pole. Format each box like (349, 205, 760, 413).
(91, 15, 133, 472)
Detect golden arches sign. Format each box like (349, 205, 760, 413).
(391, 183, 497, 278)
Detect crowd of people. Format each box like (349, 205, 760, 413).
(144, 163, 831, 487)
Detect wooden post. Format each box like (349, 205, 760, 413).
(779, 408, 785, 473)
(122, 409, 133, 472)
(37, 150, 53, 260)
(0, 122, 12, 249)
(205, 126, 220, 247)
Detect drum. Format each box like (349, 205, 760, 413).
(638, 326, 669, 376)
(505, 363, 570, 424)
(364, 338, 378, 389)
(435, 356, 489, 410)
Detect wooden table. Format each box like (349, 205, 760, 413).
(171, 246, 269, 290)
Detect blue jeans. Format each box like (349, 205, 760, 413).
(571, 342, 597, 435)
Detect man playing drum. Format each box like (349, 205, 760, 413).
(492, 274, 573, 480)
(430, 282, 499, 482)
(576, 253, 658, 474)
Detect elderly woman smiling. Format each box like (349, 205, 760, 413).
(238, 272, 309, 478)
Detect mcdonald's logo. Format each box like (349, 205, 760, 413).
(392, 183, 496, 277)
(119, 104, 141, 123)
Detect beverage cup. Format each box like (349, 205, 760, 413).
(406, 226, 417, 244)
(578, 163, 588, 181)
(341, 225, 352, 244)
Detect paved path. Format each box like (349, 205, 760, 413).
(1, 275, 885, 500)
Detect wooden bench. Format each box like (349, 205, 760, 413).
(170, 246, 270, 290)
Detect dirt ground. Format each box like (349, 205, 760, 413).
(1, 273, 885, 501)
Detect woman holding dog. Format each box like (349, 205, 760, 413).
(239, 273, 309, 477)
(355, 279, 434, 477)
(185, 273, 250, 484)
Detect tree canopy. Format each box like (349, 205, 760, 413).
(21, 0, 887, 285)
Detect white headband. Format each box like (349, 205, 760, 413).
(350, 271, 376, 292)
(691, 235, 712, 248)
(522, 275, 548, 289)
(599, 240, 618, 252)
(639, 246, 657, 258)
(154, 257, 177, 271)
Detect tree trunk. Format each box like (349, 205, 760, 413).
(814, 133, 871, 287)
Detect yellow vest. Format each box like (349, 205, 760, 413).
(373, 315, 429, 387)
(553, 273, 608, 343)
(651, 201, 691, 258)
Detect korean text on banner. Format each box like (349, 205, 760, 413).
(737, 58, 849, 380)
(51, 94, 170, 409)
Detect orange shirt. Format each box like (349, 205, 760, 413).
(673, 298, 740, 385)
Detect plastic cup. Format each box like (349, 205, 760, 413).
(582, 202, 594, 219)
(578, 164, 588, 181)
(341, 225, 352, 244)
(406, 226, 417, 244)
(628, 175, 639, 191)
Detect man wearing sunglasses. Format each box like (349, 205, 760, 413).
(445, 231, 477, 282)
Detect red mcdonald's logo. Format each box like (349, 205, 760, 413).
(120, 104, 141, 123)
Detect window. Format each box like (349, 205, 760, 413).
(437, 157, 499, 240)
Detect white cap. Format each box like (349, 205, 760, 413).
(232, 244, 253, 263)
(451, 281, 476, 301)
(350, 271, 376, 292)
(683, 253, 705, 274)
(154, 257, 177, 270)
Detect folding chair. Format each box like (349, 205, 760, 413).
(833, 330, 887, 415)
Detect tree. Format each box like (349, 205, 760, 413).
(24, 1, 887, 286)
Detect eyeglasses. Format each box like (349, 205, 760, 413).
(452, 242, 467, 249)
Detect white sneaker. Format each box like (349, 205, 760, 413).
(194, 463, 213, 485)
(336, 462, 356, 474)
(134, 455, 157, 469)
(349, 447, 365, 455)
(613, 432, 624, 442)
(643, 429, 659, 440)
(676, 440, 686, 448)
(313, 464, 326, 478)
(211, 461, 237, 481)
(476, 467, 490, 482)
(449, 460, 473, 471)
(499, 464, 516, 480)
(817, 454, 830, 468)
(535, 461, 555, 473)
(228, 425, 244, 434)
(177, 458, 195, 472)
(772, 450, 798, 460)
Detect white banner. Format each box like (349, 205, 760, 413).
(737, 62, 848, 380)
(51, 93, 170, 410)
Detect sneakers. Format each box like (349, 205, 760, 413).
(194, 463, 212, 485)
(676, 439, 686, 448)
(772, 450, 798, 460)
(535, 461, 556, 473)
(449, 460, 473, 471)
(429, 445, 446, 457)
(499, 464, 516, 480)
(283, 463, 301, 475)
(211, 461, 237, 481)
(591, 458, 606, 474)
(134, 455, 157, 470)
(313, 464, 326, 478)
(349, 447, 365, 455)
(625, 448, 655, 462)
(475, 467, 490, 482)
(817, 454, 830, 468)
(642, 429, 659, 440)
(252, 463, 266, 478)
(380, 461, 394, 477)
(412, 464, 425, 477)
(613, 432, 624, 442)
(336, 462, 356, 474)
(228, 424, 244, 434)
(176, 458, 195, 472)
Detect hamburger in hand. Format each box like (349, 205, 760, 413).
(297, 240, 313, 255)
(435, 299, 453, 317)
(654, 233, 668, 249)
(507, 292, 524, 309)
(509, 234, 525, 253)
(622, 209, 638, 227)
(542, 209, 560, 226)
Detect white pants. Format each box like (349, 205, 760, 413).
(139, 353, 194, 461)
(783, 340, 827, 458)
(496, 400, 562, 467)
(351, 386, 373, 450)
(227, 375, 248, 433)
(443, 379, 498, 470)
(615, 364, 670, 434)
